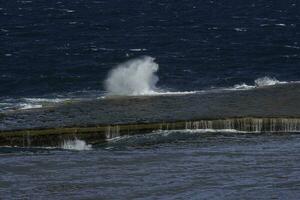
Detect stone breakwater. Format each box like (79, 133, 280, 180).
(2, 84, 300, 147)
(1, 117, 300, 147)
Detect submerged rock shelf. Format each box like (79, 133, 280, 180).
(1, 117, 300, 147)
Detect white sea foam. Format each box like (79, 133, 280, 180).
(61, 139, 92, 150)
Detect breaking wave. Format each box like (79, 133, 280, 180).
(104, 56, 198, 96)
(104, 56, 295, 96)
(104, 56, 159, 95)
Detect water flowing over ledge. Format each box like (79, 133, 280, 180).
(1, 117, 300, 147)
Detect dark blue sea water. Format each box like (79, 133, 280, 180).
(2, 1, 300, 199)
(1, 0, 300, 110)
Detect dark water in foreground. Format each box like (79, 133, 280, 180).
(1, 131, 300, 199)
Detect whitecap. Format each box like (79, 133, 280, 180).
(62, 9, 75, 13)
(275, 23, 286, 27)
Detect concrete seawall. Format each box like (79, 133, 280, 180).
(1, 117, 300, 147)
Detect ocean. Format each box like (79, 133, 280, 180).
(1, 0, 300, 199)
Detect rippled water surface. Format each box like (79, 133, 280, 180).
(1, 131, 300, 199)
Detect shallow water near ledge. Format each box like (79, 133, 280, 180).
(1, 131, 300, 199)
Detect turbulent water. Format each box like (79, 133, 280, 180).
(1, 0, 300, 199)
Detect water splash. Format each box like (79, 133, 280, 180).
(104, 56, 159, 95)
(61, 139, 92, 150)
(104, 57, 292, 96)
(232, 76, 288, 90)
(254, 76, 287, 87)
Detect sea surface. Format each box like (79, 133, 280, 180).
(1, 0, 300, 199)
(1, 132, 300, 199)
